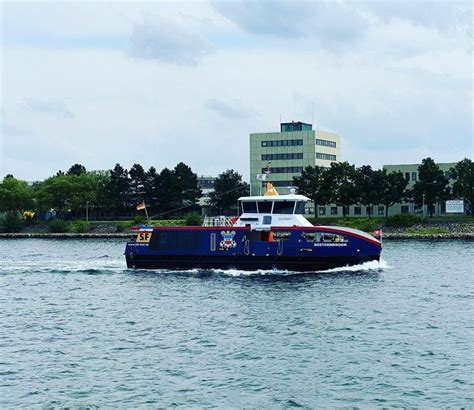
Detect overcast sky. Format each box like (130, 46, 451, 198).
(1, 0, 472, 181)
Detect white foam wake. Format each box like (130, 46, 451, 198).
(316, 258, 390, 274)
(204, 258, 390, 277)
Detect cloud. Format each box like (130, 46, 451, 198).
(127, 17, 214, 65)
(20, 98, 74, 119)
(1, 2, 471, 181)
(211, 0, 368, 45)
(206, 98, 253, 119)
(361, 1, 472, 31)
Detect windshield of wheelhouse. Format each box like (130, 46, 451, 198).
(257, 201, 272, 213)
(272, 201, 295, 214)
(242, 201, 257, 213)
(295, 201, 306, 214)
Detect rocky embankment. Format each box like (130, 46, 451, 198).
(0, 221, 473, 239)
(381, 220, 474, 239)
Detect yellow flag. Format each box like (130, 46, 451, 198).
(264, 182, 279, 196)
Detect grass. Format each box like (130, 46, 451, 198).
(405, 227, 450, 235)
(308, 217, 382, 232)
(87, 219, 184, 226)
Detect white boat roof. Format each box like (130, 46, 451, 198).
(238, 194, 310, 201)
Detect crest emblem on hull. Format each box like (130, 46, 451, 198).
(220, 230, 237, 248)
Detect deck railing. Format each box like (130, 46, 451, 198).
(202, 216, 234, 227)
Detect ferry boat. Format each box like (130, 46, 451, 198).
(124, 184, 382, 272)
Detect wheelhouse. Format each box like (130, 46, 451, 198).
(234, 194, 314, 229)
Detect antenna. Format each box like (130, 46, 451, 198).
(311, 101, 314, 126)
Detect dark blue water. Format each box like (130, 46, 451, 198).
(0, 239, 472, 407)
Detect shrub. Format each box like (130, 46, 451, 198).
(132, 215, 145, 225)
(71, 220, 90, 233)
(338, 218, 380, 233)
(385, 214, 423, 228)
(184, 212, 203, 226)
(0, 211, 23, 233)
(22, 210, 36, 226)
(153, 219, 184, 226)
(49, 219, 69, 233)
(115, 221, 128, 232)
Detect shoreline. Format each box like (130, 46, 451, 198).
(1, 232, 473, 240)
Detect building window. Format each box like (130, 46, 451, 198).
(378, 205, 384, 215)
(281, 122, 312, 132)
(316, 152, 337, 161)
(411, 172, 417, 181)
(261, 139, 303, 147)
(343, 206, 349, 215)
(261, 166, 303, 174)
(354, 206, 361, 215)
(444, 171, 451, 179)
(330, 206, 338, 215)
(405, 172, 410, 181)
(366, 206, 373, 216)
(271, 181, 294, 187)
(261, 153, 303, 161)
(315, 139, 336, 148)
(319, 207, 326, 216)
(401, 205, 409, 214)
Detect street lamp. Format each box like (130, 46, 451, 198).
(86, 201, 89, 222)
(422, 194, 425, 218)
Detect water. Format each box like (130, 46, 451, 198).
(0, 239, 473, 407)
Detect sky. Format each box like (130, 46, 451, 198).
(1, 0, 473, 181)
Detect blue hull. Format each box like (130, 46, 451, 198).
(126, 254, 379, 271)
(125, 226, 382, 272)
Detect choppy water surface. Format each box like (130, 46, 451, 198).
(0, 239, 473, 407)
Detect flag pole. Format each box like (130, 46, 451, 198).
(144, 204, 150, 225)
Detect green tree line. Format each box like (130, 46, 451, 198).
(0, 157, 472, 219)
(293, 157, 473, 217)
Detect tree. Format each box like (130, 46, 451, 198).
(173, 162, 201, 211)
(67, 173, 99, 216)
(322, 162, 359, 218)
(293, 165, 330, 218)
(450, 158, 474, 212)
(379, 170, 408, 217)
(0, 176, 34, 211)
(354, 166, 385, 218)
(412, 157, 448, 217)
(105, 164, 130, 217)
(209, 169, 249, 213)
(88, 170, 110, 219)
(144, 166, 160, 214)
(129, 163, 146, 205)
(34, 174, 73, 212)
(67, 164, 87, 176)
(156, 167, 180, 215)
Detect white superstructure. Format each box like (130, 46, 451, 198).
(234, 194, 313, 230)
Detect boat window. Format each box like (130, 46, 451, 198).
(149, 231, 201, 250)
(273, 201, 295, 214)
(210, 233, 216, 251)
(273, 231, 292, 241)
(238, 200, 243, 215)
(242, 201, 258, 213)
(301, 232, 317, 242)
(301, 232, 349, 243)
(257, 201, 272, 213)
(295, 201, 306, 214)
(263, 215, 272, 225)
